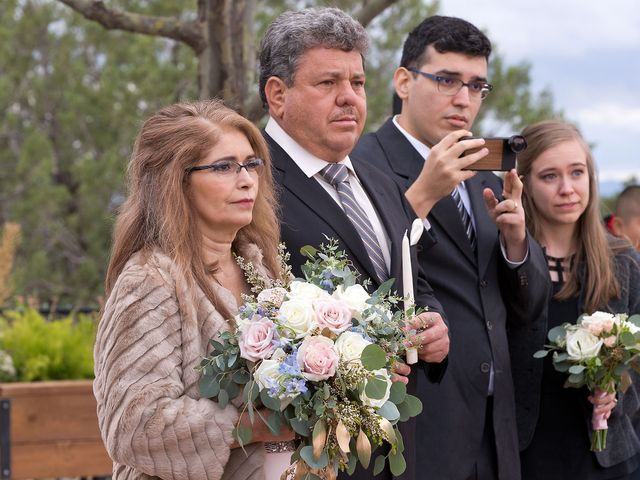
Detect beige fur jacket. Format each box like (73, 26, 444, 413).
(94, 243, 269, 480)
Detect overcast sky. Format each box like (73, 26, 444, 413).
(438, 0, 640, 188)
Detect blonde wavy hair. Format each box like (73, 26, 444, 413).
(517, 120, 621, 313)
(105, 100, 280, 315)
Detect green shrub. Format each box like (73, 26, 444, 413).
(0, 308, 96, 381)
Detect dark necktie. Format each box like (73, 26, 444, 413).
(451, 186, 477, 251)
(320, 163, 389, 283)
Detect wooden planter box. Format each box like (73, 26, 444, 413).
(0, 380, 112, 479)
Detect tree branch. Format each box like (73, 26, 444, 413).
(57, 0, 206, 53)
(353, 0, 401, 27)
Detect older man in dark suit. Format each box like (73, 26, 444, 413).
(258, 8, 450, 480)
(351, 16, 549, 480)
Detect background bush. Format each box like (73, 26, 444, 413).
(0, 308, 96, 381)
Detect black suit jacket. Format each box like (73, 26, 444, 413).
(266, 131, 445, 480)
(351, 118, 549, 480)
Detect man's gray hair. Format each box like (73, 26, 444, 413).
(258, 7, 369, 108)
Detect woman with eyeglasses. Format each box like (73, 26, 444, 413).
(94, 100, 294, 480)
(509, 120, 640, 479)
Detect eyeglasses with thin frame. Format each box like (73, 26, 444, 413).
(408, 68, 493, 99)
(186, 158, 265, 177)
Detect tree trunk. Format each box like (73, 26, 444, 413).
(198, 0, 256, 115)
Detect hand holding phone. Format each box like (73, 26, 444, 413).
(461, 135, 527, 171)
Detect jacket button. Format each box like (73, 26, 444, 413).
(480, 362, 490, 373)
(486, 320, 493, 330)
(480, 279, 488, 288)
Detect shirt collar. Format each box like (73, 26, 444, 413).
(265, 117, 356, 177)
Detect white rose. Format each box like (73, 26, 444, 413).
(278, 299, 317, 339)
(254, 359, 280, 391)
(334, 331, 371, 365)
(360, 369, 392, 408)
(288, 281, 331, 301)
(333, 284, 371, 319)
(566, 328, 603, 360)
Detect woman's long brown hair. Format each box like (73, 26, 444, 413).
(518, 120, 620, 313)
(105, 100, 280, 316)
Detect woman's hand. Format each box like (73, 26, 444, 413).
(588, 388, 618, 421)
(231, 408, 296, 448)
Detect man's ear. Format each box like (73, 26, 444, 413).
(264, 77, 287, 119)
(394, 67, 412, 101)
(611, 216, 626, 237)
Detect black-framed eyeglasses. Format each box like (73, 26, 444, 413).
(408, 68, 493, 99)
(186, 158, 265, 177)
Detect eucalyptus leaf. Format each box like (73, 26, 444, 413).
(388, 450, 407, 476)
(260, 389, 282, 411)
(568, 365, 586, 374)
(373, 455, 386, 476)
(233, 424, 252, 447)
(389, 381, 407, 404)
(266, 411, 283, 436)
(300, 445, 329, 469)
(378, 400, 401, 423)
(243, 380, 259, 403)
(548, 325, 567, 343)
(233, 369, 250, 384)
(227, 353, 238, 368)
(218, 388, 229, 408)
(621, 332, 636, 347)
(347, 452, 357, 475)
(401, 394, 423, 418)
(199, 375, 220, 398)
(361, 344, 387, 371)
(365, 376, 388, 400)
(290, 417, 312, 436)
(533, 350, 549, 359)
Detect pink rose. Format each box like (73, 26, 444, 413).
(603, 335, 617, 348)
(585, 323, 604, 336)
(313, 298, 353, 334)
(238, 316, 276, 362)
(297, 336, 338, 381)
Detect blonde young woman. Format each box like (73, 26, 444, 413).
(94, 100, 294, 480)
(510, 120, 640, 479)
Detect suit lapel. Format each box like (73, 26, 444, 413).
(375, 118, 423, 188)
(266, 134, 381, 284)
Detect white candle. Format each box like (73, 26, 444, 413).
(402, 230, 418, 364)
(402, 230, 414, 315)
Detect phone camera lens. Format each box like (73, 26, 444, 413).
(508, 135, 527, 153)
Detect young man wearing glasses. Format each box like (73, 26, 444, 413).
(352, 16, 549, 480)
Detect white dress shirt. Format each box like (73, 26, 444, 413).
(265, 118, 392, 273)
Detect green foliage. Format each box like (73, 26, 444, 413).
(0, 308, 97, 381)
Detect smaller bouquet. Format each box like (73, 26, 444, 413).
(535, 311, 640, 451)
(199, 239, 422, 478)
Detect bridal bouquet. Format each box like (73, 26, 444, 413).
(534, 311, 640, 451)
(199, 240, 422, 478)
